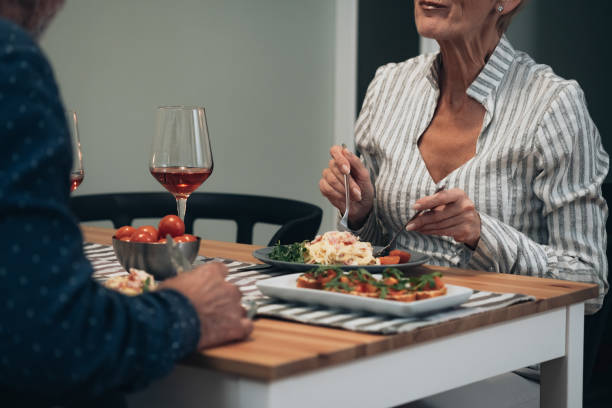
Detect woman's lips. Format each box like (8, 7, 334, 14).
(419, 1, 448, 10)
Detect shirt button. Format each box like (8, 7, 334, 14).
(488, 266, 496, 272)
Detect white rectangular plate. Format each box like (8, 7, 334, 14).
(256, 273, 473, 317)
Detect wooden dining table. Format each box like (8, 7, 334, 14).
(82, 226, 597, 408)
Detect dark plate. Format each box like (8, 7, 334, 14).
(252, 246, 430, 272)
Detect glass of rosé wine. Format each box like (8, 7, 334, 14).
(150, 106, 213, 221)
(66, 110, 84, 192)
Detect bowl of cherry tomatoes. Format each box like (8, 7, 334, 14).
(112, 215, 201, 280)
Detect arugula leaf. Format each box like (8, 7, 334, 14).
(354, 268, 374, 282)
(142, 277, 151, 293)
(268, 241, 308, 262)
(408, 272, 443, 291)
(382, 268, 404, 280)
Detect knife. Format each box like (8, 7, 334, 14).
(166, 235, 193, 274)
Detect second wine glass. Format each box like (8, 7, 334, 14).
(149, 106, 213, 221)
(67, 110, 84, 192)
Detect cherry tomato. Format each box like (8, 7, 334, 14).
(119, 236, 131, 242)
(131, 231, 156, 243)
(318, 270, 337, 285)
(378, 256, 400, 265)
(115, 225, 135, 240)
(389, 249, 411, 263)
(383, 277, 398, 286)
(134, 225, 158, 241)
(173, 235, 197, 243)
(158, 215, 185, 239)
(360, 283, 378, 293)
(157, 238, 167, 244)
(423, 276, 445, 290)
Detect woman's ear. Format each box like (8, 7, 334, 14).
(498, 0, 522, 15)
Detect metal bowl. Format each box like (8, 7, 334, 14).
(112, 236, 201, 280)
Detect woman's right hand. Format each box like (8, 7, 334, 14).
(319, 145, 374, 229)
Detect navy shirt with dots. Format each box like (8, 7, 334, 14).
(0, 18, 200, 403)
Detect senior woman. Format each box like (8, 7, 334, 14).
(321, 1, 608, 404)
(322, 0, 608, 404)
(322, 0, 608, 312)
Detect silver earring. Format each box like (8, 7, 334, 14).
(497, 4, 504, 12)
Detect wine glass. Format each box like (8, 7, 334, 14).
(66, 110, 84, 192)
(150, 106, 214, 221)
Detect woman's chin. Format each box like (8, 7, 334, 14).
(416, 23, 459, 42)
(416, 25, 442, 41)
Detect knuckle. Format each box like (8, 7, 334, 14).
(319, 178, 327, 191)
(228, 283, 242, 299)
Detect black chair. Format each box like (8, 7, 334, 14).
(70, 192, 323, 246)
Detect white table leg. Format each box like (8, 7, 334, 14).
(540, 303, 584, 408)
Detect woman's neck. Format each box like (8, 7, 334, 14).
(437, 29, 500, 110)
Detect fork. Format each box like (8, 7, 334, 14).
(374, 183, 447, 257)
(339, 143, 350, 230)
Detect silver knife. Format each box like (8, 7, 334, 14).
(166, 235, 193, 274)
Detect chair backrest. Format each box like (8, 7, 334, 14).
(70, 192, 323, 246)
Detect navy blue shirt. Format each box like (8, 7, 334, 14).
(0, 18, 200, 404)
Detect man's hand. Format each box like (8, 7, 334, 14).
(160, 262, 253, 349)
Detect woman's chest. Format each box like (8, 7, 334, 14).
(417, 101, 485, 184)
(371, 109, 540, 223)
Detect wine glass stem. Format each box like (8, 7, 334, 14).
(176, 197, 187, 221)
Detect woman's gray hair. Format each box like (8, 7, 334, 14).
(497, 0, 528, 34)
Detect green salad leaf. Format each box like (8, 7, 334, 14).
(268, 241, 308, 263)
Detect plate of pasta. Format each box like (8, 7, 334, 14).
(252, 231, 429, 272)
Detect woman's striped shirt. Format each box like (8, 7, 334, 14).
(351, 35, 609, 313)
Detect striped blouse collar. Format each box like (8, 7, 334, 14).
(427, 35, 516, 112)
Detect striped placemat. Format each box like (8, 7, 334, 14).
(84, 243, 535, 334)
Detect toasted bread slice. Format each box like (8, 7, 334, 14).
(415, 286, 447, 300)
(296, 274, 321, 289)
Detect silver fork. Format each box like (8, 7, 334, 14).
(374, 183, 447, 257)
(339, 143, 350, 230)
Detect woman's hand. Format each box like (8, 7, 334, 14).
(319, 145, 374, 229)
(405, 188, 481, 249)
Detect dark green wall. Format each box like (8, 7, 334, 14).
(531, 1, 612, 178)
(357, 1, 419, 111)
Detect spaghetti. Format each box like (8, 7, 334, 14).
(305, 231, 380, 266)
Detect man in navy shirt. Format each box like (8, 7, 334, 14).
(0, 1, 252, 405)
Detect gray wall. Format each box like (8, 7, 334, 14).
(41, 0, 335, 244)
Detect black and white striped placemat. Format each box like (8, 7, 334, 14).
(84, 243, 535, 334)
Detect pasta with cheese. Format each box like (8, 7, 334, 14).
(305, 231, 380, 266)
